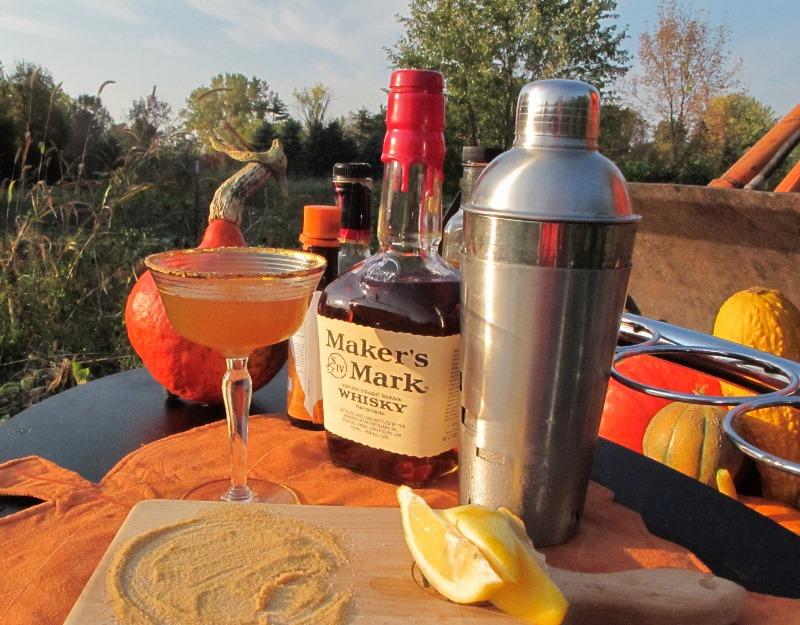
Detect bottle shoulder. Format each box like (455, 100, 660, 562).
(319, 251, 460, 336)
(337, 250, 460, 284)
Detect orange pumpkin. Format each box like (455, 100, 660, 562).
(125, 140, 289, 404)
(643, 402, 742, 486)
(599, 354, 723, 453)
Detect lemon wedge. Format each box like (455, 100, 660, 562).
(491, 509, 568, 625)
(441, 505, 521, 582)
(396, 485, 504, 603)
(397, 487, 569, 625)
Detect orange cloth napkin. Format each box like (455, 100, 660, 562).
(0, 414, 796, 624)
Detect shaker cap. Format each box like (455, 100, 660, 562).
(466, 78, 639, 224)
(515, 79, 600, 148)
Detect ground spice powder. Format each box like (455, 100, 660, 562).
(106, 504, 353, 625)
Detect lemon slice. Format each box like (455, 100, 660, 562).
(441, 505, 521, 582)
(396, 485, 504, 603)
(398, 488, 569, 625)
(442, 504, 567, 624)
(492, 508, 568, 625)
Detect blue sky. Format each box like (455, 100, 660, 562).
(0, 0, 797, 123)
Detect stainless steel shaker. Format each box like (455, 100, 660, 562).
(459, 79, 639, 546)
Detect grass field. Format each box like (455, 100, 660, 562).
(0, 172, 346, 421)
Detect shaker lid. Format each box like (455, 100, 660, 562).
(466, 79, 639, 224)
(515, 79, 600, 148)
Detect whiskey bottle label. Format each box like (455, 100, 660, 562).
(288, 291, 324, 424)
(317, 315, 460, 458)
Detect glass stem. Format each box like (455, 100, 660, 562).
(223, 356, 252, 502)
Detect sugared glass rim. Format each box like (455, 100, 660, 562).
(144, 246, 326, 281)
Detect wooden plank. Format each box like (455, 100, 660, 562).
(64, 499, 744, 625)
(64, 499, 518, 625)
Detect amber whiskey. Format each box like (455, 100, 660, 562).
(317, 70, 460, 486)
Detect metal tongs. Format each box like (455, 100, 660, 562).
(614, 313, 800, 477)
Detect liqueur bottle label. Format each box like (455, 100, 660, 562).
(288, 291, 324, 424)
(317, 315, 460, 458)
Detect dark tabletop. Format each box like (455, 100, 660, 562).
(1, 366, 798, 597)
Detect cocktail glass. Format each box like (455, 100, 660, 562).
(145, 247, 325, 503)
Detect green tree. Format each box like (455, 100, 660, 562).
(293, 83, 333, 130)
(699, 94, 776, 175)
(2, 61, 71, 181)
(277, 118, 305, 175)
(266, 92, 289, 123)
(598, 103, 653, 179)
(387, 0, 629, 149)
(599, 104, 647, 160)
(305, 119, 358, 176)
(631, 0, 741, 167)
(345, 107, 385, 173)
(128, 87, 173, 148)
(65, 94, 119, 177)
(181, 73, 280, 149)
(252, 120, 276, 151)
(0, 64, 18, 180)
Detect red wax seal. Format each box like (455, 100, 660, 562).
(382, 69, 446, 192)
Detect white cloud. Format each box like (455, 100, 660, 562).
(74, 0, 144, 23)
(143, 35, 193, 59)
(0, 12, 71, 40)
(183, 0, 407, 61)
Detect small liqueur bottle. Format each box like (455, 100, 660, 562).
(332, 162, 373, 274)
(287, 204, 341, 430)
(317, 70, 460, 486)
(442, 146, 503, 269)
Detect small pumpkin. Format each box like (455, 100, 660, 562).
(642, 402, 742, 486)
(125, 139, 289, 404)
(713, 287, 800, 508)
(599, 354, 723, 453)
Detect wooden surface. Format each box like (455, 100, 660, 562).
(627, 183, 800, 333)
(64, 499, 744, 625)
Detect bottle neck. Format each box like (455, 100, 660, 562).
(303, 243, 339, 288)
(461, 163, 487, 206)
(377, 160, 442, 254)
(333, 179, 372, 243)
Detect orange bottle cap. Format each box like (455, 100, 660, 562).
(300, 204, 341, 247)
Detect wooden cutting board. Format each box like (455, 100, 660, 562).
(64, 499, 744, 625)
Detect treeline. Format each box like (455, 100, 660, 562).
(0, 63, 386, 191)
(0, 61, 793, 205)
(599, 95, 780, 186)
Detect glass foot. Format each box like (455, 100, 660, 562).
(182, 479, 300, 504)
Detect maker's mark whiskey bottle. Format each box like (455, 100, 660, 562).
(317, 69, 460, 486)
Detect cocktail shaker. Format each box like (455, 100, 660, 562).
(459, 79, 639, 546)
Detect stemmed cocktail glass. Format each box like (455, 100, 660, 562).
(145, 247, 325, 503)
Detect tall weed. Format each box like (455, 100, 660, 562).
(0, 146, 335, 421)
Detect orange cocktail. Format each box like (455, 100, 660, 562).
(145, 247, 325, 503)
(159, 292, 309, 356)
